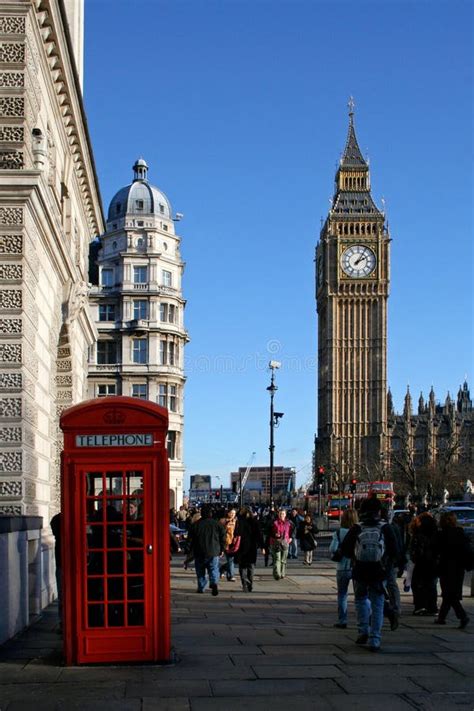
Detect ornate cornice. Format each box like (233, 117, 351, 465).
(32, 0, 104, 237)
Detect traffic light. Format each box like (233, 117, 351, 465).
(215, 489, 220, 500)
(350, 478, 357, 494)
(317, 466, 325, 486)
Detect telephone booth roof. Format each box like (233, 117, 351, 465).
(60, 396, 168, 432)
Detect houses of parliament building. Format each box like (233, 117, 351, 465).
(314, 102, 473, 489)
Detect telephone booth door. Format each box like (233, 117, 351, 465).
(80, 464, 152, 659)
(60, 397, 170, 665)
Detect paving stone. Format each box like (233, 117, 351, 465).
(342, 664, 466, 678)
(260, 643, 342, 654)
(142, 700, 190, 711)
(336, 675, 423, 694)
(190, 695, 333, 711)
(414, 677, 474, 693)
(0, 681, 127, 701)
(125, 680, 211, 697)
(232, 653, 340, 666)
(404, 692, 474, 709)
(324, 694, 415, 710)
(252, 664, 343, 679)
(209, 678, 341, 696)
(177, 645, 261, 656)
(335, 652, 443, 665)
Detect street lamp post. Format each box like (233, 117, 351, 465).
(267, 360, 283, 506)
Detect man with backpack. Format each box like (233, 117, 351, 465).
(341, 496, 399, 652)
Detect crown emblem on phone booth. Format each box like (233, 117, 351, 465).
(103, 409, 126, 424)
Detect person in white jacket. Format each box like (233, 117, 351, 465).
(329, 508, 359, 628)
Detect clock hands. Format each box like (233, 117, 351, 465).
(354, 254, 366, 266)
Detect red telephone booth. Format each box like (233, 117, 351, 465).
(60, 397, 171, 665)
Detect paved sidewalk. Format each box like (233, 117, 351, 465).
(0, 556, 473, 710)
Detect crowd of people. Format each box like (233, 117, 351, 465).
(171, 497, 473, 652)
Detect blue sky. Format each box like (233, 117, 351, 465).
(84, 0, 473, 490)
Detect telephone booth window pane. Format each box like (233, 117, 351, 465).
(125, 472, 143, 496)
(106, 524, 123, 548)
(105, 472, 123, 496)
(107, 551, 124, 574)
(88, 551, 104, 575)
(127, 577, 144, 600)
(127, 551, 143, 574)
(87, 500, 103, 522)
(88, 605, 105, 628)
(108, 604, 124, 627)
(108, 577, 124, 601)
(86, 473, 104, 497)
(88, 578, 104, 601)
(128, 603, 144, 627)
(126, 524, 143, 547)
(88, 525, 104, 549)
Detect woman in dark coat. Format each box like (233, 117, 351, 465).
(297, 513, 319, 566)
(409, 512, 439, 615)
(435, 511, 470, 628)
(234, 507, 265, 592)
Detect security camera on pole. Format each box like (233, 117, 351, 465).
(267, 360, 284, 506)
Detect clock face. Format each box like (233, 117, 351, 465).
(340, 245, 376, 278)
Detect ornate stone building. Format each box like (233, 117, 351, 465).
(387, 382, 474, 491)
(0, 0, 103, 640)
(88, 159, 188, 509)
(315, 102, 390, 480)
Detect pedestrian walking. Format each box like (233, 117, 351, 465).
(380, 507, 405, 630)
(288, 508, 303, 559)
(329, 508, 358, 628)
(409, 512, 439, 616)
(234, 507, 265, 592)
(187, 505, 225, 595)
(297, 513, 318, 566)
(270, 508, 292, 580)
(434, 511, 471, 629)
(261, 506, 277, 567)
(219, 508, 238, 581)
(341, 496, 398, 652)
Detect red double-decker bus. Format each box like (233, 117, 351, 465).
(354, 481, 395, 506)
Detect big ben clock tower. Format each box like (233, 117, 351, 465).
(315, 100, 390, 481)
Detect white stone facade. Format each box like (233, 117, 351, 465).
(0, 0, 103, 621)
(88, 160, 188, 509)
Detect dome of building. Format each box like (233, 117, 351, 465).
(107, 158, 172, 222)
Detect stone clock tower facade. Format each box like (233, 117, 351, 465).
(315, 103, 390, 481)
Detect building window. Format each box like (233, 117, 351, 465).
(99, 304, 116, 321)
(158, 384, 178, 412)
(162, 270, 172, 287)
(160, 340, 177, 366)
(169, 385, 177, 412)
(101, 268, 114, 287)
(132, 383, 147, 399)
(169, 342, 175, 366)
(97, 384, 116, 397)
(167, 431, 176, 460)
(158, 384, 167, 408)
(133, 265, 148, 283)
(136, 200, 144, 210)
(160, 303, 176, 323)
(133, 299, 148, 320)
(159, 203, 165, 214)
(97, 341, 118, 364)
(160, 340, 167, 365)
(132, 338, 148, 364)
